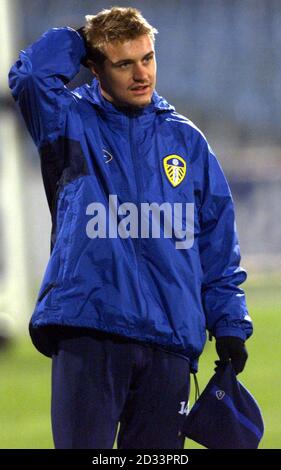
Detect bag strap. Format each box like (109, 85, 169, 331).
(192, 372, 200, 401)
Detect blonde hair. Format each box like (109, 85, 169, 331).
(83, 6, 158, 64)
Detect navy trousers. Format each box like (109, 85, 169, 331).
(51, 328, 190, 449)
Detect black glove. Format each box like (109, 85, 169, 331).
(215, 336, 248, 375)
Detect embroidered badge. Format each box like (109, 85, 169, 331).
(215, 390, 225, 400)
(163, 155, 186, 187)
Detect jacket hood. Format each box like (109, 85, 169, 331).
(74, 78, 175, 115)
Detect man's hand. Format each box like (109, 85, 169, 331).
(215, 336, 248, 374)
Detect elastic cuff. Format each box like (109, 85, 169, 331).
(214, 327, 246, 341)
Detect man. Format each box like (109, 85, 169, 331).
(9, 7, 252, 449)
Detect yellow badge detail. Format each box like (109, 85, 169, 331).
(163, 155, 186, 187)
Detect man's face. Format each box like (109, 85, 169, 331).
(91, 34, 157, 109)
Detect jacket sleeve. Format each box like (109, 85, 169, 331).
(196, 137, 253, 341)
(8, 27, 86, 147)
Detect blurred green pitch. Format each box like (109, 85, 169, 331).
(0, 275, 280, 449)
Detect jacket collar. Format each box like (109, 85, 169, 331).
(78, 78, 174, 115)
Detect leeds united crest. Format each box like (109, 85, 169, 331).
(163, 155, 186, 187)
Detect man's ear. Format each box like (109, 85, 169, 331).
(89, 62, 100, 80)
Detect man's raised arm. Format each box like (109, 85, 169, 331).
(8, 27, 86, 147)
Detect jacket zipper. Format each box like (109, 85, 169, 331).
(129, 115, 142, 204)
(129, 116, 147, 310)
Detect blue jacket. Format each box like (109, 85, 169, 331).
(9, 27, 252, 370)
